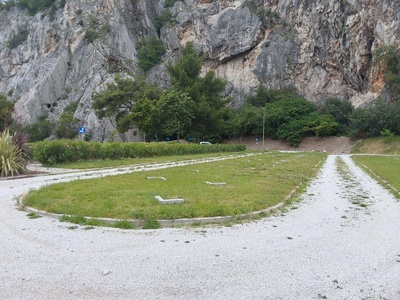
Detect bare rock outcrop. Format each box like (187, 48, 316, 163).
(0, 0, 398, 140)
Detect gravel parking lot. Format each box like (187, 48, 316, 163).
(1, 154, 399, 299)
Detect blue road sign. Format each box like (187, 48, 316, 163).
(78, 127, 87, 134)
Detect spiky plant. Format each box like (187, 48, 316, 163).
(13, 131, 31, 166)
(0, 130, 29, 177)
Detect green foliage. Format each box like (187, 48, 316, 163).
(167, 42, 203, 93)
(113, 220, 135, 229)
(93, 75, 162, 134)
(348, 99, 400, 139)
(167, 42, 229, 140)
(0, 130, 29, 177)
(27, 212, 41, 219)
(16, 0, 56, 15)
(235, 90, 342, 145)
(83, 24, 110, 43)
(264, 93, 322, 146)
(6, 29, 28, 49)
(137, 36, 166, 71)
(129, 92, 161, 138)
(143, 219, 161, 229)
(246, 85, 271, 107)
(84, 29, 100, 43)
(23, 116, 53, 141)
(55, 102, 79, 139)
(93, 75, 137, 119)
(0, 94, 14, 131)
(319, 98, 353, 134)
(303, 113, 338, 137)
(154, 9, 173, 34)
(156, 89, 194, 140)
(60, 215, 106, 226)
(374, 45, 400, 100)
(32, 139, 246, 164)
(95, 43, 230, 142)
(380, 129, 394, 137)
(32, 139, 92, 165)
(232, 104, 264, 137)
(246, 87, 299, 107)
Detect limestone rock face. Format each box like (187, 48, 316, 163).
(0, 0, 398, 140)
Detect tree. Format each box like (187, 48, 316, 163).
(348, 99, 400, 138)
(0, 94, 14, 131)
(265, 93, 317, 146)
(92, 76, 162, 133)
(156, 90, 194, 141)
(167, 42, 203, 94)
(303, 113, 338, 137)
(129, 96, 159, 140)
(167, 42, 229, 141)
(232, 104, 263, 137)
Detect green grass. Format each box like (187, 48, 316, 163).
(352, 136, 400, 155)
(352, 155, 400, 195)
(23, 152, 326, 222)
(49, 152, 242, 169)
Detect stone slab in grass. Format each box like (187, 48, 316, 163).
(147, 176, 166, 181)
(155, 195, 184, 204)
(205, 181, 226, 186)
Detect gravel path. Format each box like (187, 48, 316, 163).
(1, 154, 400, 299)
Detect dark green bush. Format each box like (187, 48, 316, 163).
(23, 116, 53, 141)
(84, 29, 100, 43)
(319, 98, 353, 135)
(32, 140, 246, 164)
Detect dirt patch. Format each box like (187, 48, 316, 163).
(224, 136, 354, 154)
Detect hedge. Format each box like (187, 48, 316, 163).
(32, 140, 246, 164)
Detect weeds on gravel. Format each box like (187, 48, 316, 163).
(60, 215, 137, 229)
(26, 212, 41, 219)
(143, 219, 161, 229)
(337, 157, 370, 208)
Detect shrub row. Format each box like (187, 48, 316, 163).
(32, 140, 246, 164)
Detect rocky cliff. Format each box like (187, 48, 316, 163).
(0, 0, 398, 141)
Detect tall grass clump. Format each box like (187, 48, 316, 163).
(0, 130, 30, 177)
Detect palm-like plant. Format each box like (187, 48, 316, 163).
(0, 130, 29, 177)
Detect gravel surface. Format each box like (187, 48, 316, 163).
(1, 155, 400, 299)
